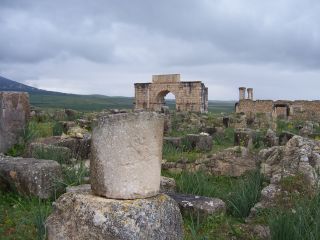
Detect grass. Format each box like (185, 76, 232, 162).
(0, 191, 52, 240)
(269, 192, 320, 240)
(184, 213, 257, 240)
(162, 142, 203, 163)
(226, 170, 264, 218)
(30, 144, 71, 164)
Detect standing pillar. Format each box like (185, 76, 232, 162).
(91, 112, 164, 199)
(247, 88, 253, 100)
(239, 87, 246, 100)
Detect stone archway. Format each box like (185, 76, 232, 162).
(134, 74, 208, 113)
(156, 90, 177, 111)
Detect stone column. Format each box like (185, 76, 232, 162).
(0, 92, 30, 153)
(91, 112, 164, 199)
(247, 88, 253, 100)
(239, 87, 246, 100)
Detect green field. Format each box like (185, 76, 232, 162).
(29, 93, 235, 113)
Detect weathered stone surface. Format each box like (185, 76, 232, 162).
(0, 156, 62, 199)
(250, 136, 320, 218)
(160, 176, 176, 193)
(184, 134, 213, 151)
(0, 92, 30, 153)
(234, 128, 255, 148)
(299, 121, 314, 137)
(162, 146, 256, 177)
(91, 112, 164, 199)
(264, 129, 279, 147)
(46, 192, 183, 240)
(167, 193, 226, 218)
(260, 136, 320, 185)
(28, 143, 72, 163)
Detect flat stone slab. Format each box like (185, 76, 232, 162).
(0, 156, 62, 199)
(46, 192, 184, 240)
(167, 193, 226, 218)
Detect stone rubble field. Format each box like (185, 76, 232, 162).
(2, 93, 320, 239)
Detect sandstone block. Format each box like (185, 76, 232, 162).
(91, 112, 164, 199)
(0, 92, 30, 153)
(0, 156, 62, 199)
(46, 192, 184, 240)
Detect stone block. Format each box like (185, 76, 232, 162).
(0, 156, 62, 199)
(167, 193, 226, 219)
(46, 192, 184, 240)
(234, 128, 255, 148)
(0, 92, 30, 153)
(160, 176, 176, 193)
(91, 112, 164, 199)
(184, 134, 213, 151)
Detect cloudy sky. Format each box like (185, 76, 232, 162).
(0, 0, 319, 100)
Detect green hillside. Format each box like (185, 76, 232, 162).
(29, 93, 134, 111)
(30, 93, 235, 113)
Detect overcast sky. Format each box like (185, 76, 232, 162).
(0, 0, 319, 100)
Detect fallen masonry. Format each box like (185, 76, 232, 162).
(0, 156, 62, 199)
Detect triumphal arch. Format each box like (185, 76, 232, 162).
(134, 74, 208, 113)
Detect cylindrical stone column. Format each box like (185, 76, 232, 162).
(247, 88, 253, 100)
(91, 112, 164, 199)
(239, 87, 246, 100)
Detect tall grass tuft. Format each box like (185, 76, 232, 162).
(176, 171, 218, 197)
(226, 170, 264, 218)
(269, 192, 320, 240)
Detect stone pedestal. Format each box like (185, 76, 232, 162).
(0, 92, 30, 153)
(91, 112, 164, 199)
(46, 192, 184, 240)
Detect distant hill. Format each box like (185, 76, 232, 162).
(0, 76, 67, 95)
(0, 75, 235, 112)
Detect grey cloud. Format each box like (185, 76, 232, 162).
(1, 0, 320, 100)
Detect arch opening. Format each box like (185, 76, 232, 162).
(156, 90, 176, 111)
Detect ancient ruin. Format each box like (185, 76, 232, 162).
(236, 87, 320, 121)
(46, 112, 184, 240)
(0, 92, 30, 153)
(134, 74, 208, 113)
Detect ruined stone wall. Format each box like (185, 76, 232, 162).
(289, 101, 320, 121)
(236, 99, 320, 121)
(134, 74, 208, 113)
(0, 92, 30, 153)
(236, 100, 274, 114)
